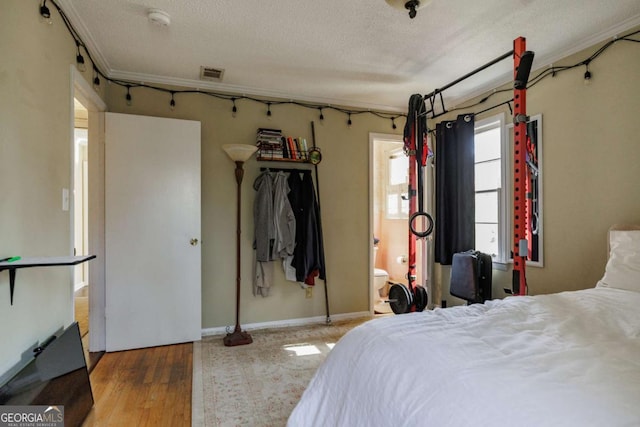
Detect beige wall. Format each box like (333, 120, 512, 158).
(0, 0, 98, 377)
(2, 0, 639, 375)
(436, 32, 640, 303)
(104, 87, 404, 329)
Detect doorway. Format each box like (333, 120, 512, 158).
(369, 133, 409, 315)
(71, 66, 107, 366)
(73, 99, 91, 362)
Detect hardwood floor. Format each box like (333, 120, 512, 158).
(82, 343, 193, 426)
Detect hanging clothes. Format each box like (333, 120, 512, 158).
(252, 170, 298, 296)
(253, 171, 275, 296)
(253, 171, 274, 262)
(287, 171, 325, 286)
(272, 171, 296, 259)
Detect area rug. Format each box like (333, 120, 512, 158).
(197, 318, 369, 427)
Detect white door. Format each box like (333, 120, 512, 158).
(105, 112, 201, 352)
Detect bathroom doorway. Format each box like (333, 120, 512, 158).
(369, 133, 411, 315)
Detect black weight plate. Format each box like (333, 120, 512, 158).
(388, 284, 412, 315)
(414, 285, 428, 312)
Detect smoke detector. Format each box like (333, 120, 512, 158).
(148, 9, 171, 26)
(385, 0, 432, 19)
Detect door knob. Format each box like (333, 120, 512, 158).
(190, 238, 199, 246)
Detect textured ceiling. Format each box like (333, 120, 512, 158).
(58, 0, 640, 112)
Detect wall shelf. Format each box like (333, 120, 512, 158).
(0, 255, 96, 305)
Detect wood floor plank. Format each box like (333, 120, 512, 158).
(82, 343, 192, 427)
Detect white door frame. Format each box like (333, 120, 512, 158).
(71, 66, 107, 352)
(368, 132, 404, 315)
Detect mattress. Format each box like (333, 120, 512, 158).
(288, 287, 640, 426)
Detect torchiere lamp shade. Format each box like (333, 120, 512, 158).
(222, 144, 258, 162)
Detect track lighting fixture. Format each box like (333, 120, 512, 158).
(39, 0, 52, 24)
(75, 41, 86, 72)
(170, 92, 176, 110)
(125, 86, 132, 106)
(319, 108, 324, 121)
(232, 98, 238, 117)
(392, 118, 397, 129)
(347, 113, 352, 128)
(267, 103, 272, 117)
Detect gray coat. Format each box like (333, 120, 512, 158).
(253, 171, 274, 262)
(272, 171, 296, 259)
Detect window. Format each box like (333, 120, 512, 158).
(386, 149, 409, 219)
(474, 113, 543, 268)
(474, 114, 509, 265)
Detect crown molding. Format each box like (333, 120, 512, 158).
(448, 14, 640, 109)
(56, 0, 111, 76)
(108, 69, 406, 113)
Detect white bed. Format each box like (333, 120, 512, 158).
(288, 228, 640, 426)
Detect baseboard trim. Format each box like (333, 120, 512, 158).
(201, 311, 371, 337)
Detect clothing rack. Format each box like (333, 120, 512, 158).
(259, 167, 311, 174)
(258, 142, 331, 324)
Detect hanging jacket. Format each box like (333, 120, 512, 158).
(272, 171, 296, 259)
(253, 171, 274, 262)
(288, 171, 325, 284)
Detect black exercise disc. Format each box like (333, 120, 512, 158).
(414, 285, 428, 312)
(388, 283, 412, 314)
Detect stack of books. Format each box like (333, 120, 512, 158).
(256, 128, 309, 161)
(256, 128, 284, 159)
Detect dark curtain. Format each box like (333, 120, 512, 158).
(435, 114, 475, 265)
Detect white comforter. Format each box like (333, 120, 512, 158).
(288, 288, 640, 427)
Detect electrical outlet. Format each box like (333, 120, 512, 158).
(305, 287, 313, 298)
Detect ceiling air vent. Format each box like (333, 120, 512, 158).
(200, 66, 225, 82)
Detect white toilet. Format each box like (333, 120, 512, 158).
(373, 247, 393, 314)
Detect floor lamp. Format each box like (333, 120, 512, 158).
(222, 144, 258, 347)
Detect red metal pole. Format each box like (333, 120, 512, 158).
(512, 37, 528, 296)
(408, 113, 418, 304)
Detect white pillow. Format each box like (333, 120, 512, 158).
(596, 230, 640, 292)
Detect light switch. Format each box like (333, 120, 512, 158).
(62, 188, 70, 211)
